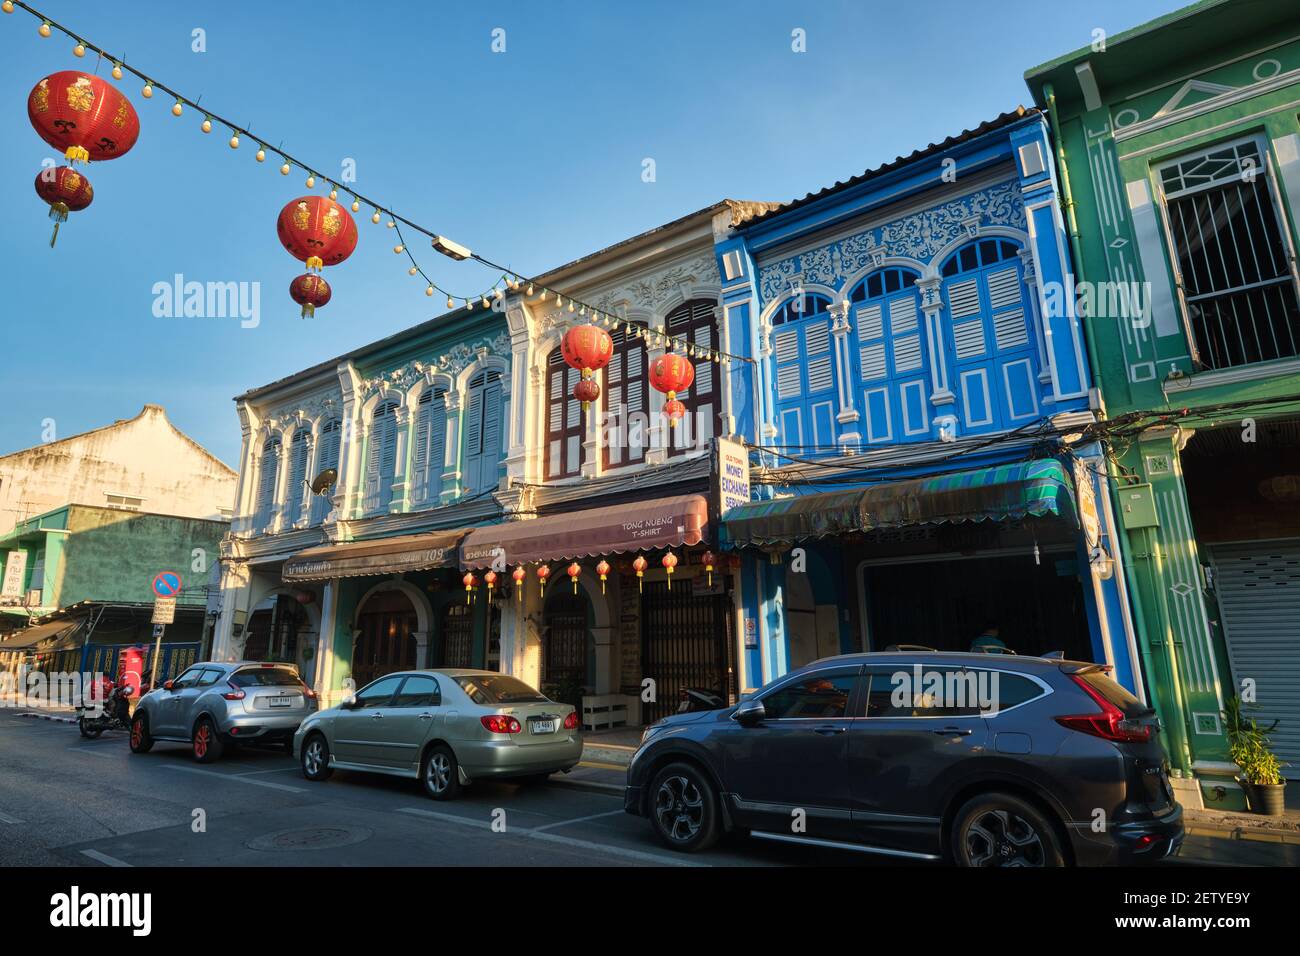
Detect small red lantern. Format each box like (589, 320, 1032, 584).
(512, 565, 526, 602)
(574, 377, 601, 410)
(596, 560, 611, 594)
(277, 196, 358, 270)
(632, 555, 648, 593)
(463, 572, 477, 605)
(290, 273, 331, 319)
(536, 564, 550, 597)
(28, 71, 140, 164)
(662, 551, 678, 590)
(567, 562, 582, 594)
(650, 353, 696, 428)
(484, 570, 497, 604)
(34, 165, 92, 247)
(701, 550, 716, 587)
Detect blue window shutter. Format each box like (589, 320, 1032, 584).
(309, 420, 341, 524)
(378, 407, 397, 510)
(412, 394, 430, 503)
(464, 374, 486, 492)
(283, 432, 309, 525)
(256, 439, 280, 528)
(478, 376, 502, 493)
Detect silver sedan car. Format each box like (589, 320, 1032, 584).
(129, 661, 317, 762)
(294, 669, 584, 800)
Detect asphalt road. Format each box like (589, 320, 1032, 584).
(0, 711, 1293, 868)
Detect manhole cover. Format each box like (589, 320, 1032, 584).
(246, 826, 373, 852)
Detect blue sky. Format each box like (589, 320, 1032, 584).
(0, 0, 1177, 466)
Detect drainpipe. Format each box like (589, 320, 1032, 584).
(1043, 84, 1102, 396)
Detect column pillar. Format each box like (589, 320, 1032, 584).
(917, 276, 956, 439)
(828, 299, 860, 445)
(388, 404, 411, 513)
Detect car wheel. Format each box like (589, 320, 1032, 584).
(191, 717, 224, 763)
(300, 733, 332, 781)
(648, 762, 721, 852)
(951, 793, 1065, 867)
(422, 745, 461, 801)
(128, 713, 153, 754)
(78, 717, 103, 739)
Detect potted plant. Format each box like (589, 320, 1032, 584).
(1222, 696, 1287, 816)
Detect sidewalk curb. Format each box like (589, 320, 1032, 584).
(15, 712, 78, 725)
(549, 776, 624, 798)
(1184, 823, 1300, 845)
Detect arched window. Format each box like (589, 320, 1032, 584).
(254, 436, 281, 530)
(463, 370, 504, 495)
(603, 326, 648, 468)
(308, 419, 341, 525)
(666, 298, 724, 456)
(410, 387, 447, 506)
(362, 400, 400, 515)
(282, 429, 310, 526)
(545, 346, 583, 479)
(770, 291, 835, 452)
(847, 268, 928, 443)
(940, 239, 1038, 433)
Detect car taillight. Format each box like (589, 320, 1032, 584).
(1056, 674, 1151, 743)
(563, 711, 579, 730)
(481, 715, 522, 734)
(222, 682, 246, 701)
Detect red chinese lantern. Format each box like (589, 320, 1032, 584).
(28, 71, 140, 164)
(536, 564, 550, 597)
(574, 377, 601, 410)
(484, 570, 497, 604)
(277, 196, 357, 317)
(650, 353, 696, 428)
(512, 565, 526, 602)
(596, 559, 611, 594)
(662, 551, 678, 590)
(34, 165, 92, 247)
(567, 562, 582, 594)
(701, 550, 716, 587)
(463, 572, 477, 605)
(289, 273, 331, 319)
(632, 555, 648, 593)
(561, 324, 613, 411)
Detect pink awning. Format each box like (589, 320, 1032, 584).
(460, 494, 709, 569)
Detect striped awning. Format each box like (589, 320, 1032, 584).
(720, 459, 1076, 550)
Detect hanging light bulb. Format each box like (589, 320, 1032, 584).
(329, 186, 338, 201)
(229, 133, 240, 149)
(200, 117, 212, 134)
(426, 286, 435, 297)
(171, 99, 184, 117)
(466, 298, 475, 310)
(481, 295, 490, 308)
(371, 209, 381, 224)
(408, 266, 418, 276)
(526, 283, 534, 295)
(280, 160, 291, 175)
(3, 2, 17, 14)
(73, 41, 86, 58)
(38, 21, 52, 38)
(141, 81, 153, 98)
(111, 62, 123, 80)
(386, 220, 396, 229)
(305, 173, 315, 188)
(351, 197, 361, 213)
(393, 245, 404, 254)
(255, 146, 266, 163)
(446, 296, 455, 309)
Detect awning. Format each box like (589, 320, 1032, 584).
(461, 494, 709, 569)
(0, 619, 83, 653)
(721, 459, 1076, 549)
(282, 530, 468, 583)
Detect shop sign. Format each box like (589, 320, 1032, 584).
(717, 438, 750, 518)
(1072, 458, 1100, 548)
(2, 550, 27, 597)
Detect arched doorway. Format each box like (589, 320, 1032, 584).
(541, 591, 589, 708)
(438, 602, 475, 669)
(352, 589, 417, 688)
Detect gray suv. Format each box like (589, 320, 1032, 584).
(129, 662, 317, 762)
(625, 651, 1184, 866)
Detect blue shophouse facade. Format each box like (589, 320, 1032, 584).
(712, 108, 1145, 700)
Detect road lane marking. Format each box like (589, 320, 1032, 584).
(236, 767, 302, 776)
(531, 809, 625, 831)
(164, 764, 305, 793)
(0, 809, 24, 824)
(80, 849, 133, 867)
(397, 806, 706, 867)
(66, 747, 119, 758)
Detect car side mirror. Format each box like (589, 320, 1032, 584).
(162, 680, 174, 692)
(340, 695, 357, 709)
(732, 700, 765, 726)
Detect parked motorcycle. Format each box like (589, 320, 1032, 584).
(76, 680, 134, 738)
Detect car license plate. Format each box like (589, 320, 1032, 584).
(532, 719, 556, 734)
(268, 696, 293, 708)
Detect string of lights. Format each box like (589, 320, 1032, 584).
(4, 0, 753, 364)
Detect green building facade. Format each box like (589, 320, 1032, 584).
(1026, 0, 1300, 807)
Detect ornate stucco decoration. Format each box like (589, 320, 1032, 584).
(358, 332, 512, 397)
(758, 179, 1027, 300)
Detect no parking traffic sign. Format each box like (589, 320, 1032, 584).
(151, 570, 183, 598)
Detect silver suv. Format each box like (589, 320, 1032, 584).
(129, 661, 317, 762)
